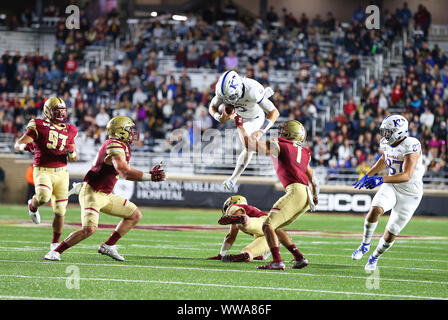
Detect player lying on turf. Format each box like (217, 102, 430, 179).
(207, 195, 271, 262)
(235, 117, 319, 270)
(14, 97, 78, 251)
(209, 70, 279, 190)
(352, 115, 424, 271)
(44, 116, 166, 261)
(209, 195, 310, 268)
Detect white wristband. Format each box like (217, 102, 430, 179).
(68, 151, 77, 159)
(141, 172, 152, 181)
(220, 241, 232, 256)
(213, 112, 222, 122)
(15, 142, 26, 151)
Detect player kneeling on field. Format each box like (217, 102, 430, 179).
(207, 195, 271, 262)
(44, 116, 166, 262)
(209, 194, 310, 269)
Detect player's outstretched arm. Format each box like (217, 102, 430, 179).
(235, 116, 272, 155)
(14, 134, 34, 152)
(208, 224, 239, 260)
(252, 99, 279, 140)
(109, 155, 166, 182)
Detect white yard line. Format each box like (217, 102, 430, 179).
(0, 259, 447, 284)
(0, 274, 446, 300)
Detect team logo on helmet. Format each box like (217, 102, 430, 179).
(217, 70, 243, 105)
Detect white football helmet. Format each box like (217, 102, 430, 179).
(379, 115, 409, 145)
(216, 70, 243, 105)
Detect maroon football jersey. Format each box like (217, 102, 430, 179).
(230, 204, 267, 218)
(271, 137, 311, 188)
(26, 118, 78, 168)
(84, 138, 131, 194)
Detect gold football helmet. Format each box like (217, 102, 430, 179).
(106, 116, 138, 143)
(279, 120, 306, 144)
(43, 97, 67, 124)
(221, 195, 248, 215)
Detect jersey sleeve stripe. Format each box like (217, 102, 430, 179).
(257, 97, 264, 104)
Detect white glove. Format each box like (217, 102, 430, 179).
(68, 182, 83, 197)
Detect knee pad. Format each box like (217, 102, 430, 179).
(34, 188, 52, 205)
(53, 203, 67, 217)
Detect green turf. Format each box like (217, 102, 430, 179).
(0, 205, 447, 300)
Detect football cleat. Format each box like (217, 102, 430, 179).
(223, 179, 235, 191)
(352, 242, 370, 260)
(218, 214, 248, 225)
(222, 252, 250, 262)
(44, 250, 61, 261)
(257, 261, 286, 270)
(50, 243, 59, 251)
(27, 199, 40, 224)
(365, 254, 378, 271)
(98, 243, 125, 261)
(291, 257, 309, 269)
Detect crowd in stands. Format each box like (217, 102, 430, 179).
(0, 2, 446, 184)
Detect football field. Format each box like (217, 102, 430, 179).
(0, 204, 447, 300)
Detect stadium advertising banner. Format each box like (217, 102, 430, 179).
(69, 178, 448, 216)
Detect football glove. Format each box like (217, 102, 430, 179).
(352, 174, 369, 190)
(65, 143, 75, 154)
(150, 161, 166, 182)
(206, 254, 222, 260)
(68, 182, 83, 197)
(234, 115, 243, 127)
(364, 176, 384, 189)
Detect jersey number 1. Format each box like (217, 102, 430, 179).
(294, 142, 302, 164)
(47, 130, 68, 151)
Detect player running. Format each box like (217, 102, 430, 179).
(208, 70, 279, 190)
(14, 97, 78, 250)
(44, 116, 166, 261)
(234, 117, 319, 270)
(207, 195, 271, 263)
(352, 115, 425, 271)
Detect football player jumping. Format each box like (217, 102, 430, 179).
(352, 115, 425, 271)
(14, 97, 78, 250)
(208, 71, 279, 190)
(44, 116, 166, 261)
(234, 117, 319, 270)
(207, 195, 271, 263)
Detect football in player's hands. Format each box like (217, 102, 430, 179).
(218, 103, 234, 115)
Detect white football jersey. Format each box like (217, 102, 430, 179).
(380, 136, 425, 195)
(216, 78, 270, 119)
